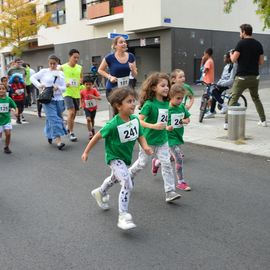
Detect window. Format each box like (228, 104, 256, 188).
(46, 0, 66, 25)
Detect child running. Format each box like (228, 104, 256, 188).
(129, 72, 181, 202)
(81, 87, 152, 230)
(9, 73, 26, 124)
(171, 69, 195, 111)
(152, 84, 191, 191)
(80, 76, 101, 140)
(0, 83, 18, 154)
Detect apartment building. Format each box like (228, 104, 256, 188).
(1, 0, 270, 83)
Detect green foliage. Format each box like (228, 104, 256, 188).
(0, 0, 54, 56)
(224, 0, 270, 29)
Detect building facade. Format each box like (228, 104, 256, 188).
(1, 0, 270, 83)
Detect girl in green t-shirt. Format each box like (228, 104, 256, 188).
(171, 69, 195, 111)
(81, 88, 152, 230)
(129, 72, 181, 203)
(152, 85, 191, 191)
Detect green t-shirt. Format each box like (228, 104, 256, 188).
(167, 104, 190, 147)
(61, 63, 82, 98)
(183, 83, 194, 105)
(100, 114, 143, 165)
(0, 96, 17, 125)
(140, 98, 169, 146)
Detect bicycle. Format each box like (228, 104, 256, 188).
(197, 81, 247, 123)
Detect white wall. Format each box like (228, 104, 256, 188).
(124, 0, 270, 34)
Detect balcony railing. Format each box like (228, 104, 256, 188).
(87, 0, 123, 20)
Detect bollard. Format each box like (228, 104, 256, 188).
(228, 106, 247, 140)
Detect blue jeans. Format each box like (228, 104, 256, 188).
(43, 100, 67, 139)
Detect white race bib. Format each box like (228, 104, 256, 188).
(117, 118, 139, 143)
(157, 109, 168, 124)
(0, 103, 9, 113)
(85, 99, 97, 109)
(69, 79, 78, 87)
(171, 113, 184, 128)
(16, 89, 24, 95)
(117, 76, 129, 88)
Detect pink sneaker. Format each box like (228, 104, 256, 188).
(151, 158, 160, 176)
(176, 182, 191, 191)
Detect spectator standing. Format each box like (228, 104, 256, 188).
(224, 23, 267, 129)
(201, 48, 215, 84)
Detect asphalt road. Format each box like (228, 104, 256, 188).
(0, 115, 270, 270)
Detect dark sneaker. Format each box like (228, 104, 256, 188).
(4, 146, 12, 154)
(16, 119, 22, 124)
(48, 138, 52, 144)
(57, 142, 65, 150)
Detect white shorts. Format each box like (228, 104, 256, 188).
(0, 123, 12, 133)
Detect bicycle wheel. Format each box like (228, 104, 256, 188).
(199, 97, 208, 123)
(228, 95, 247, 108)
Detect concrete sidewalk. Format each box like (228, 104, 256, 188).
(24, 85, 270, 159)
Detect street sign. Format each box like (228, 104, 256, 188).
(107, 33, 129, 40)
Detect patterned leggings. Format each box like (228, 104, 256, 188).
(99, 160, 133, 214)
(169, 145, 185, 183)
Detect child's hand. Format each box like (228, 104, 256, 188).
(182, 119, 189, 125)
(144, 146, 153, 156)
(155, 122, 166, 130)
(166, 125, 173, 131)
(81, 153, 88, 162)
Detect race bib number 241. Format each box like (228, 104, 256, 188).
(117, 118, 139, 143)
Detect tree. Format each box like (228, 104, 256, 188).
(224, 0, 270, 29)
(0, 0, 54, 56)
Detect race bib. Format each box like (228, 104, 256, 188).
(117, 76, 129, 88)
(85, 99, 97, 109)
(16, 89, 24, 95)
(171, 113, 184, 128)
(157, 109, 168, 124)
(117, 118, 139, 143)
(0, 103, 9, 113)
(69, 79, 78, 87)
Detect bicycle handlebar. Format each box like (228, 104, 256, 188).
(195, 80, 217, 88)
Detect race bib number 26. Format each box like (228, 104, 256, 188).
(117, 118, 139, 143)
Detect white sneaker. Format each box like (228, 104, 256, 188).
(69, 133, 77, 142)
(224, 123, 228, 130)
(165, 191, 181, 202)
(220, 104, 228, 114)
(117, 213, 136, 230)
(91, 188, 110, 210)
(204, 112, 215, 119)
(258, 121, 267, 127)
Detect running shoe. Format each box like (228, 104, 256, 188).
(57, 142, 65, 150)
(204, 112, 215, 119)
(91, 188, 110, 210)
(151, 158, 160, 176)
(165, 191, 181, 202)
(69, 133, 77, 142)
(4, 146, 12, 154)
(258, 121, 267, 127)
(176, 182, 191, 191)
(117, 213, 136, 230)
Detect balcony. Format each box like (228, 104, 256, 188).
(86, 0, 123, 26)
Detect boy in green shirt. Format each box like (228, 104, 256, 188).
(0, 83, 18, 154)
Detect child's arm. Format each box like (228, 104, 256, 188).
(182, 117, 190, 125)
(88, 94, 101, 100)
(139, 114, 166, 130)
(185, 95, 195, 110)
(81, 131, 102, 162)
(138, 136, 153, 155)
